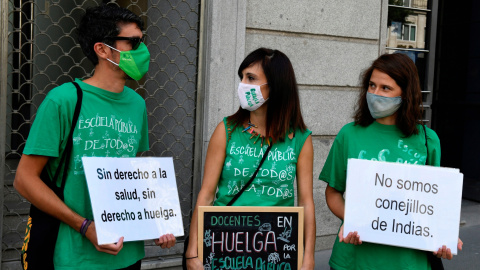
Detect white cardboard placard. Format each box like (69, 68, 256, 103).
(344, 159, 463, 254)
(82, 157, 184, 245)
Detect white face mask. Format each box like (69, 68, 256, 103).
(237, 82, 268, 111)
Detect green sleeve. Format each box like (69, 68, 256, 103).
(294, 128, 312, 155)
(426, 127, 441, 167)
(223, 116, 236, 146)
(23, 97, 64, 157)
(223, 116, 229, 139)
(137, 105, 149, 152)
(319, 128, 347, 193)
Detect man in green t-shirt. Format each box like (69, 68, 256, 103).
(14, 4, 175, 269)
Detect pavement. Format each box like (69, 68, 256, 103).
(314, 199, 480, 270)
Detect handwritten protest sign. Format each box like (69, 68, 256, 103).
(82, 157, 184, 244)
(344, 159, 463, 254)
(199, 206, 304, 270)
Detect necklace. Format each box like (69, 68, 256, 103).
(242, 121, 271, 147)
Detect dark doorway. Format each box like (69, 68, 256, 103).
(433, 0, 480, 201)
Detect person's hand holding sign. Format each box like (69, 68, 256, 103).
(154, 233, 176, 249)
(85, 221, 177, 253)
(85, 221, 124, 255)
(338, 220, 464, 261)
(433, 238, 463, 260)
(338, 224, 362, 245)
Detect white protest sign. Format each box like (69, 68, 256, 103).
(344, 159, 463, 254)
(82, 157, 184, 245)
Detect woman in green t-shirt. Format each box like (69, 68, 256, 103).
(320, 53, 462, 270)
(185, 48, 316, 269)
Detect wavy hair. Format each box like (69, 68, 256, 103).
(77, 4, 144, 66)
(354, 53, 424, 137)
(228, 48, 306, 142)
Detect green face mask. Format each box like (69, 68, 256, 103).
(104, 42, 150, 80)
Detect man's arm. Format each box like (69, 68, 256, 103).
(14, 154, 124, 255)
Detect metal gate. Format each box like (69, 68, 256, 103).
(0, 0, 201, 268)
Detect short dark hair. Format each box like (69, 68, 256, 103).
(77, 4, 144, 66)
(228, 48, 307, 143)
(354, 53, 424, 137)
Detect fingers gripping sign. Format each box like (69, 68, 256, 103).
(83, 222, 177, 255)
(85, 221, 124, 255)
(154, 233, 176, 249)
(338, 224, 362, 245)
(433, 238, 463, 260)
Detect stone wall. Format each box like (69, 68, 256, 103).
(200, 0, 388, 250)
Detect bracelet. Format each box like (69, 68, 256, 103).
(80, 219, 88, 235)
(80, 219, 92, 236)
(186, 256, 198, 260)
(82, 220, 92, 236)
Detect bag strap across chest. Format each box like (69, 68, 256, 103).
(47, 82, 83, 199)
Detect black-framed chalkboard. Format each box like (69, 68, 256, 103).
(198, 206, 304, 270)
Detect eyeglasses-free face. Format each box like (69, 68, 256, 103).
(104, 36, 145, 50)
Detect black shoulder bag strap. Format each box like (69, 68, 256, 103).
(48, 82, 83, 199)
(23, 82, 83, 269)
(227, 144, 272, 206)
(423, 125, 444, 270)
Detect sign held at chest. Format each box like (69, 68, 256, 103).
(344, 159, 463, 254)
(82, 157, 184, 244)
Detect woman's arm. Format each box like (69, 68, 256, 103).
(186, 121, 227, 269)
(325, 185, 361, 245)
(325, 184, 345, 220)
(296, 135, 315, 269)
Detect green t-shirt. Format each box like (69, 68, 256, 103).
(23, 79, 149, 269)
(214, 117, 312, 206)
(319, 121, 441, 270)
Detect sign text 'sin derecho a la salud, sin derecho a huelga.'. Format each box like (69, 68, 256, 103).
(82, 157, 185, 245)
(95, 167, 174, 223)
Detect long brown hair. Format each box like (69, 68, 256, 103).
(228, 48, 306, 142)
(354, 53, 424, 137)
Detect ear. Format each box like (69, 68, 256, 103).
(93, 42, 110, 60)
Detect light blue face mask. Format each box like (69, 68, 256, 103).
(366, 92, 402, 119)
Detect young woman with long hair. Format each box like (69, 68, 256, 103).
(319, 53, 462, 270)
(185, 48, 316, 269)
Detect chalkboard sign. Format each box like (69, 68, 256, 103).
(198, 206, 304, 270)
